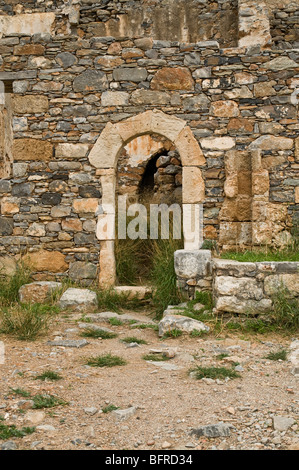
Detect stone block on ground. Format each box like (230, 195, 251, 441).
(289, 340, 299, 376)
(112, 407, 137, 421)
(47, 339, 89, 348)
(190, 422, 234, 438)
(19, 281, 62, 304)
(158, 314, 210, 337)
(58, 288, 98, 312)
(215, 296, 272, 315)
(272, 416, 295, 432)
(162, 306, 186, 317)
(78, 323, 114, 333)
(85, 311, 156, 325)
(113, 286, 152, 299)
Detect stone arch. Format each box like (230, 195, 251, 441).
(88, 109, 206, 288)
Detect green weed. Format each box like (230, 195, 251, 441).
(10, 387, 31, 397)
(0, 303, 57, 341)
(86, 354, 127, 368)
(102, 404, 119, 414)
(190, 366, 241, 380)
(109, 317, 124, 326)
(162, 328, 183, 338)
(0, 423, 35, 440)
(32, 394, 68, 409)
(80, 328, 117, 340)
(121, 336, 147, 344)
(265, 349, 288, 361)
(0, 262, 31, 307)
(34, 370, 63, 381)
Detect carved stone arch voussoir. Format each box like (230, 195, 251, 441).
(88, 109, 206, 170)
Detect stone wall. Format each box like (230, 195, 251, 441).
(0, 1, 298, 284)
(174, 250, 299, 315)
(268, 2, 299, 49)
(0, 0, 239, 46)
(0, 143, 102, 285)
(213, 258, 299, 315)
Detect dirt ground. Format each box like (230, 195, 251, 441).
(0, 309, 298, 451)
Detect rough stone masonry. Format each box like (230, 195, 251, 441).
(0, 0, 298, 290)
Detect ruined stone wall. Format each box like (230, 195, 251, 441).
(0, 1, 298, 284)
(174, 252, 299, 312)
(268, 2, 299, 49)
(0, 0, 239, 47)
(213, 258, 299, 315)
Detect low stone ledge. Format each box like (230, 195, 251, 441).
(213, 259, 299, 277)
(213, 259, 299, 315)
(212, 259, 257, 277)
(215, 296, 273, 315)
(257, 262, 299, 275)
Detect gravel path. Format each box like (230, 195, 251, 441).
(0, 311, 298, 451)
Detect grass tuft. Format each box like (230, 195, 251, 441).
(216, 353, 230, 360)
(80, 328, 117, 340)
(220, 247, 299, 263)
(265, 349, 288, 361)
(96, 288, 147, 313)
(121, 336, 147, 344)
(102, 404, 119, 414)
(0, 422, 35, 440)
(10, 387, 31, 397)
(0, 303, 57, 341)
(0, 262, 31, 307)
(150, 238, 184, 319)
(190, 366, 241, 380)
(32, 394, 68, 409)
(108, 317, 124, 326)
(34, 370, 63, 381)
(85, 353, 127, 368)
(162, 328, 183, 339)
(271, 285, 299, 332)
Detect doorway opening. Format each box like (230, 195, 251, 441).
(115, 135, 183, 287)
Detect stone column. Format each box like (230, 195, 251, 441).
(251, 150, 271, 245)
(96, 169, 117, 288)
(182, 166, 205, 250)
(219, 150, 252, 249)
(0, 81, 13, 179)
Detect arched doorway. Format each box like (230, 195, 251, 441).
(88, 109, 205, 288)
